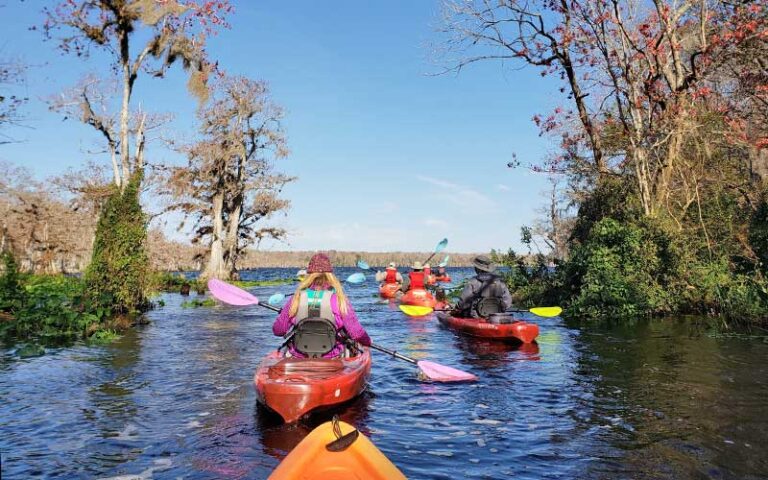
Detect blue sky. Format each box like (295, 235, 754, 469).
(1, 0, 562, 253)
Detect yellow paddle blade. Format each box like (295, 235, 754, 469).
(399, 305, 434, 317)
(528, 306, 562, 318)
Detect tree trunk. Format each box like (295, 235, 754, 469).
(202, 192, 227, 280)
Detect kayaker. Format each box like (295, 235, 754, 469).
(273, 253, 371, 358)
(454, 255, 513, 318)
(375, 262, 403, 285)
(435, 266, 448, 279)
(406, 261, 426, 292)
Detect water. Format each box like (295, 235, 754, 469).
(1, 268, 767, 479)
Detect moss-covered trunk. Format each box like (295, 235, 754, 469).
(85, 173, 149, 313)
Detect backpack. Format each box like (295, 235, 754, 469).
(292, 290, 339, 358)
(469, 276, 505, 318)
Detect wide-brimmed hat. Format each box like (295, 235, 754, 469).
(472, 255, 496, 273)
(412, 261, 423, 270)
(388, 262, 396, 268)
(307, 253, 334, 273)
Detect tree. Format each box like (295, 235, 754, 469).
(0, 56, 28, 144)
(43, 0, 232, 310)
(164, 76, 294, 280)
(43, 0, 231, 190)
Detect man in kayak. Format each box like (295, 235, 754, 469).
(273, 253, 371, 358)
(406, 261, 426, 292)
(453, 255, 513, 318)
(375, 262, 403, 285)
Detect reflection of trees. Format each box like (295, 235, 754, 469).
(574, 318, 767, 478)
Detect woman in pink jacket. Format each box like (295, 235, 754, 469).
(272, 253, 371, 358)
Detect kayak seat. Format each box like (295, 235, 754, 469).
(487, 314, 518, 324)
(292, 317, 339, 358)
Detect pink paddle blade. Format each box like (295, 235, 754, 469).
(417, 360, 477, 382)
(207, 278, 260, 306)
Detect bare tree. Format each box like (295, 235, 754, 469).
(43, 0, 232, 190)
(163, 76, 295, 280)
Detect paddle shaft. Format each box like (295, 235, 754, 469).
(369, 343, 417, 365)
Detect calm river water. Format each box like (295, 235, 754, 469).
(1, 268, 767, 479)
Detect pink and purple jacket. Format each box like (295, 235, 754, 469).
(272, 289, 371, 358)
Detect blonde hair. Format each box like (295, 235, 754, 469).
(288, 272, 349, 317)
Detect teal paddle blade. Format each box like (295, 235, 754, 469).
(439, 255, 450, 267)
(346, 272, 366, 284)
(267, 293, 286, 306)
(356, 260, 370, 270)
(435, 238, 448, 253)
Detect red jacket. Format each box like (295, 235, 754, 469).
(409, 271, 426, 290)
(385, 267, 399, 284)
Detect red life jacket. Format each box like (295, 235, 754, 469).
(409, 271, 426, 289)
(424, 266, 432, 276)
(385, 267, 399, 284)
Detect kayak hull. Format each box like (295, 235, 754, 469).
(401, 288, 436, 308)
(434, 275, 451, 283)
(255, 349, 372, 424)
(437, 314, 539, 343)
(269, 420, 406, 480)
(378, 283, 400, 299)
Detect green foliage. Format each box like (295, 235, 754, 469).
(85, 174, 149, 313)
(181, 297, 216, 308)
(0, 252, 24, 313)
(749, 196, 768, 276)
(0, 273, 113, 341)
(87, 329, 121, 345)
(148, 271, 204, 294)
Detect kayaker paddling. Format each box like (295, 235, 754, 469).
(453, 255, 513, 318)
(273, 253, 371, 358)
(375, 262, 403, 299)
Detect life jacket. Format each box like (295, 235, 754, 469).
(408, 271, 426, 290)
(384, 267, 399, 284)
(424, 266, 431, 276)
(293, 290, 339, 358)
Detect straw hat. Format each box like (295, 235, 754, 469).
(388, 262, 396, 268)
(412, 261, 423, 270)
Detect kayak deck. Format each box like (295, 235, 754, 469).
(400, 288, 436, 308)
(379, 283, 400, 299)
(269, 419, 406, 480)
(437, 313, 539, 343)
(255, 349, 372, 423)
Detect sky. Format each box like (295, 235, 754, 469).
(0, 0, 563, 253)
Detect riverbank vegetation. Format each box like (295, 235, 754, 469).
(446, 1, 768, 322)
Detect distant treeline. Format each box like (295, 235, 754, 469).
(241, 251, 482, 269)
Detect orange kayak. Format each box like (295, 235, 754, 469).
(378, 283, 400, 299)
(400, 288, 436, 308)
(434, 275, 451, 283)
(437, 314, 539, 343)
(255, 349, 372, 423)
(269, 419, 406, 479)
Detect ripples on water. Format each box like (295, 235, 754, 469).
(1, 268, 767, 479)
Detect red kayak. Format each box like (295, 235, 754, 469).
(401, 288, 436, 308)
(437, 314, 539, 343)
(434, 275, 452, 283)
(378, 283, 400, 299)
(254, 348, 372, 423)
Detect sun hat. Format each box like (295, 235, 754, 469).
(472, 255, 496, 273)
(307, 253, 333, 273)
(412, 261, 423, 270)
(388, 262, 396, 268)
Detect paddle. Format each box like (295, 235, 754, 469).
(422, 238, 448, 266)
(399, 304, 563, 318)
(438, 255, 450, 268)
(207, 279, 476, 382)
(268, 292, 292, 306)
